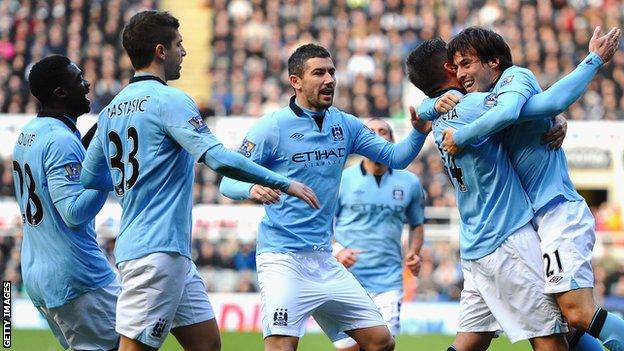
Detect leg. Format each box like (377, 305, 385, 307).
(170, 319, 221, 351)
(170, 264, 220, 351)
(333, 335, 359, 351)
(556, 288, 597, 330)
(346, 325, 395, 351)
(119, 336, 156, 351)
(529, 333, 568, 351)
(264, 335, 299, 351)
(451, 332, 495, 351)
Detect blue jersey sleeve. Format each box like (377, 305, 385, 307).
(81, 132, 114, 191)
(46, 135, 108, 227)
(416, 97, 441, 121)
(520, 52, 604, 120)
(219, 116, 284, 199)
(406, 177, 425, 226)
(453, 69, 538, 147)
(347, 115, 426, 169)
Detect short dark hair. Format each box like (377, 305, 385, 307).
(287, 44, 331, 77)
(122, 10, 180, 69)
(406, 39, 449, 96)
(28, 55, 71, 105)
(367, 117, 394, 141)
(447, 27, 513, 71)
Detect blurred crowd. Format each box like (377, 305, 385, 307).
(0, 0, 154, 114)
(208, 0, 624, 120)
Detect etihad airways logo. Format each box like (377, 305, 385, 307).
(291, 148, 346, 163)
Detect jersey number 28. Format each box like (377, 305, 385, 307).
(12, 161, 43, 225)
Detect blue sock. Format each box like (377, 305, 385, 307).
(572, 331, 605, 351)
(588, 308, 624, 351)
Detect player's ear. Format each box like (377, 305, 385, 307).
(487, 58, 500, 69)
(289, 74, 302, 91)
(154, 43, 166, 62)
(443, 62, 457, 74)
(52, 86, 67, 99)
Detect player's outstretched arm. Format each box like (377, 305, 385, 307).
(350, 114, 428, 169)
(520, 27, 619, 120)
(220, 177, 319, 209)
(416, 91, 462, 119)
(206, 146, 320, 209)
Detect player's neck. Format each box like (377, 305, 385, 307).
(363, 159, 387, 175)
(135, 64, 166, 82)
(39, 105, 78, 122)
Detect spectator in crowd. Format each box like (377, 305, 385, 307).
(207, 0, 623, 120)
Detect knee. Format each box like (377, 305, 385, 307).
(369, 336, 395, 351)
(559, 303, 594, 330)
(188, 338, 221, 351)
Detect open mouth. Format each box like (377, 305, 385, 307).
(462, 79, 474, 90)
(319, 89, 334, 98)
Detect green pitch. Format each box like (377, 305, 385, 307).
(8, 330, 532, 350)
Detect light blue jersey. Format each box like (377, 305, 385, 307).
(418, 53, 603, 212)
(334, 163, 424, 293)
(432, 90, 533, 260)
(82, 75, 291, 264)
(221, 97, 427, 254)
(495, 67, 583, 212)
(13, 114, 115, 308)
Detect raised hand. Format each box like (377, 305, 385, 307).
(589, 26, 621, 63)
(409, 106, 432, 134)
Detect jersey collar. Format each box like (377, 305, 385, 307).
(37, 110, 78, 134)
(129, 75, 167, 86)
(289, 95, 326, 117)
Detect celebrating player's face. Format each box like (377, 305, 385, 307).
(63, 62, 91, 117)
(164, 31, 186, 81)
(453, 50, 499, 93)
(298, 57, 336, 111)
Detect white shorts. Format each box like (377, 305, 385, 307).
(38, 279, 120, 350)
(116, 253, 215, 348)
(257, 251, 385, 341)
(532, 200, 595, 294)
(458, 223, 568, 343)
(333, 289, 403, 349)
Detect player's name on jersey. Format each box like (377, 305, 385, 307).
(16, 132, 35, 147)
(106, 96, 151, 118)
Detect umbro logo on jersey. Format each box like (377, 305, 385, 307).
(273, 308, 288, 326)
(290, 132, 304, 140)
(331, 124, 344, 141)
(150, 318, 168, 339)
(548, 275, 563, 284)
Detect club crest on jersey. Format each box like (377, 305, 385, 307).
(501, 75, 514, 87)
(150, 318, 168, 339)
(331, 124, 344, 141)
(273, 308, 288, 326)
(484, 93, 497, 108)
(188, 115, 209, 133)
(64, 163, 82, 182)
(238, 138, 256, 157)
(290, 132, 304, 140)
(392, 187, 404, 200)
